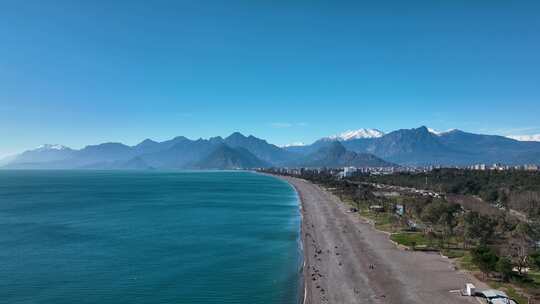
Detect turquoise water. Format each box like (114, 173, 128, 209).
(0, 171, 301, 304)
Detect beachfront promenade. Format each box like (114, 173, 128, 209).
(280, 176, 487, 304)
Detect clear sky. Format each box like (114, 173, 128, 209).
(1, 0, 539, 157)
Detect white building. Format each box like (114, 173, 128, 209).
(342, 166, 357, 177)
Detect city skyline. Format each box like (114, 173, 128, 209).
(2, 1, 540, 157)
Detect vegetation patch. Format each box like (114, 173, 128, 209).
(390, 232, 429, 249)
(441, 248, 467, 259)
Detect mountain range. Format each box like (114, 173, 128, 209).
(1, 132, 390, 170)
(2, 126, 540, 170)
(286, 126, 540, 166)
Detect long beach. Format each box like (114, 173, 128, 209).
(279, 175, 487, 304)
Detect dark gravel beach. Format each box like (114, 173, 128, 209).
(280, 176, 487, 304)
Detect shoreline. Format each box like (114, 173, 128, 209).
(259, 171, 307, 304)
(289, 178, 308, 304)
(291, 179, 307, 304)
(270, 173, 487, 304)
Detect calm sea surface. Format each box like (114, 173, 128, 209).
(0, 171, 301, 304)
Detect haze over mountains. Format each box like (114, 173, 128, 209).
(3, 126, 540, 170)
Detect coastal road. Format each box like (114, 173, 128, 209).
(280, 176, 487, 304)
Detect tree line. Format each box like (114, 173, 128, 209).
(352, 169, 540, 217)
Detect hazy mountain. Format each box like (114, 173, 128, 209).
(192, 143, 269, 169)
(10, 144, 75, 164)
(282, 144, 312, 155)
(292, 141, 392, 168)
(137, 138, 223, 169)
(0, 155, 16, 166)
(437, 130, 540, 165)
(74, 157, 153, 170)
(4, 127, 540, 169)
(158, 136, 197, 150)
(115, 157, 154, 170)
(224, 132, 296, 165)
(284, 138, 336, 155)
(133, 139, 163, 154)
(74, 143, 135, 164)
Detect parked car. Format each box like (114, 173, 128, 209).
(477, 289, 518, 304)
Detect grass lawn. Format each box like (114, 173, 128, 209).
(390, 232, 431, 248)
(527, 271, 540, 284)
(457, 251, 479, 272)
(359, 210, 402, 233)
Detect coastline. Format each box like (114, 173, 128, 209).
(258, 171, 306, 304)
(256, 171, 306, 304)
(288, 177, 307, 304)
(269, 173, 487, 304)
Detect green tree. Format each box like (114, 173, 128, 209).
(464, 212, 494, 246)
(496, 257, 513, 282)
(438, 204, 460, 248)
(483, 189, 499, 203)
(471, 245, 499, 278)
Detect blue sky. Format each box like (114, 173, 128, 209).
(1, 0, 539, 157)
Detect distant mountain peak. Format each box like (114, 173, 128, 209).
(208, 136, 224, 142)
(227, 132, 247, 139)
(327, 128, 385, 141)
(136, 138, 158, 146)
(172, 136, 189, 141)
(297, 140, 392, 168)
(193, 143, 269, 169)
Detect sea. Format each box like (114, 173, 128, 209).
(0, 170, 302, 304)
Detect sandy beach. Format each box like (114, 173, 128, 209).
(279, 175, 487, 304)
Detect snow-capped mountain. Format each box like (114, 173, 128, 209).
(7, 144, 76, 166)
(507, 134, 540, 142)
(280, 142, 306, 147)
(35, 144, 71, 151)
(427, 128, 457, 136)
(327, 129, 385, 141)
